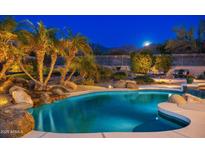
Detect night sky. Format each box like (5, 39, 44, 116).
(11, 15, 205, 48)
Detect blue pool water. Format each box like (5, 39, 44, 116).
(29, 90, 189, 133)
(187, 89, 205, 98)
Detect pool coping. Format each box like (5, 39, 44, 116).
(23, 87, 205, 138)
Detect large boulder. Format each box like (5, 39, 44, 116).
(12, 91, 33, 105)
(0, 108, 34, 137)
(169, 94, 187, 107)
(52, 88, 67, 96)
(50, 85, 70, 93)
(9, 86, 28, 95)
(64, 81, 78, 90)
(184, 93, 205, 103)
(9, 86, 33, 106)
(113, 80, 127, 88)
(39, 92, 52, 104)
(0, 94, 12, 107)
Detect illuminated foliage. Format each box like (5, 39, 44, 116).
(154, 55, 172, 73)
(130, 51, 153, 74)
(60, 33, 93, 84)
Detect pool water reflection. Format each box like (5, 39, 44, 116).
(29, 90, 188, 133)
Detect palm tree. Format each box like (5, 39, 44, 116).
(60, 34, 92, 85)
(66, 55, 99, 82)
(0, 30, 37, 83)
(0, 17, 94, 90)
(0, 17, 18, 79)
(44, 32, 65, 86)
(14, 29, 43, 85)
(0, 17, 40, 82)
(66, 57, 80, 81)
(17, 20, 57, 89)
(34, 22, 55, 84)
(16, 39, 41, 85)
(76, 55, 99, 82)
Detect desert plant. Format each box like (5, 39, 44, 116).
(16, 20, 63, 89)
(112, 72, 127, 80)
(67, 55, 99, 82)
(0, 17, 96, 90)
(186, 75, 194, 84)
(20, 21, 54, 82)
(44, 31, 65, 86)
(154, 55, 172, 73)
(0, 17, 18, 79)
(130, 51, 154, 74)
(60, 33, 92, 85)
(134, 75, 154, 84)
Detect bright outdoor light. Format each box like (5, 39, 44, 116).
(143, 41, 151, 47)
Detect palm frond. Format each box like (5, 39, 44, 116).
(17, 19, 37, 34)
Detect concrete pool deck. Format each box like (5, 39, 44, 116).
(23, 87, 205, 138)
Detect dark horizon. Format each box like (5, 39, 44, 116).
(2, 15, 205, 48)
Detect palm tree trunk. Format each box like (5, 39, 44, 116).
(18, 59, 42, 85)
(36, 51, 45, 83)
(44, 52, 57, 85)
(0, 57, 14, 80)
(60, 55, 74, 84)
(82, 73, 86, 80)
(67, 68, 76, 81)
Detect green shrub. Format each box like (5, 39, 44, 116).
(186, 75, 194, 84)
(134, 75, 154, 84)
(112, 72, 127, 80)
(154, 55, 172, 73)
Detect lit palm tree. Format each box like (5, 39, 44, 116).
(60, 33, 92, 85)
(66, 55, 99, 82)
(15, 32, 41, 85)
(0, 17, 18, 80)
(66, 57, 80, 81)
(17, 20, 57, 89)
(44, 31, 65, 86)
(0, 17, 94, 90)
(77, 55, 99, 82)
(0, 30, 35, 82)
(0, 17, 39, 82)
(33, 21, 55, 84)
(0, 31, 17, 79)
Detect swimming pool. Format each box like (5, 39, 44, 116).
(29, 90, 189, 133)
